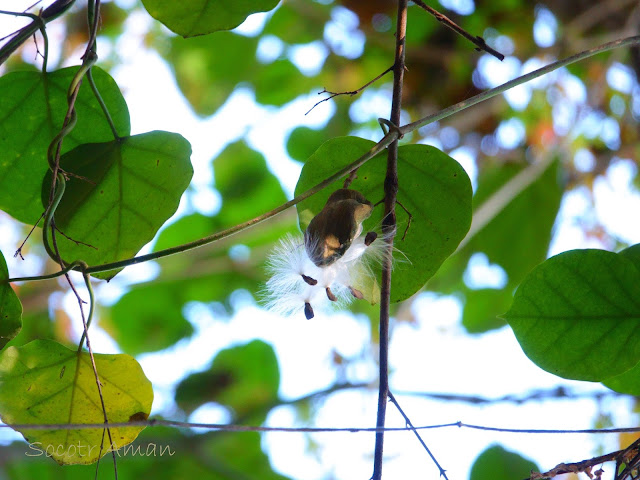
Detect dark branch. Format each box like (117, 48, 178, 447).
(372, 1, 407, 478)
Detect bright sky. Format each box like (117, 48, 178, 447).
(1, 1, 640, 479)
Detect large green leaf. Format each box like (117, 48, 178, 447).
(0, 339, 153, 465)
(0, 251, 22, 349)
(141, 0, 280, 37)
(505, 249, 640, 381)
(601, 243, 640, 395)
(295, 137, 472, 303)
(470, 445, 539, 480)
(44, 131, 193, 279)
(0, 67, 130, 224)
(175, 340, 279, 418)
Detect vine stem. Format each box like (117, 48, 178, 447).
(0, 0, 75, 67)
(372, 1, 407, 479)
(5, 35, 640, 284)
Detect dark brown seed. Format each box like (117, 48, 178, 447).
(304, 302, 314, 319)
(302, 274, 318, 285)
(364, 231, 377, 246)
(349, 287, 364, 299)
(326, 287, 337, 301)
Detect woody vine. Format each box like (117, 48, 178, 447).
(1, 1, 640, 479)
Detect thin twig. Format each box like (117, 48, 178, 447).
(305, 65, 394, 115)
(388, 392, 448, 479)
(411, 0, 504, 60)
(372, 2, 407, 478)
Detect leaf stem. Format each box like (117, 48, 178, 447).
(87, 68, 120, 139)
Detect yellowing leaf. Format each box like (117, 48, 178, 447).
(0, 339, 153, 465)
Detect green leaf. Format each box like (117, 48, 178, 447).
(0, 251, 22, 349)
(602, 243, 640, 395)
(602, 360, 640, 396)
(505, 249, 640, 381)
(468, 159, 563, 286)
(213, 141, 287, 225)
(164, 32, 316, 116)
(462, 288, 510, 333)
(0, 67, 130, 224)
(0, 339, 153, 465)
(619, 243, 640, 268)
(166, 32, 256, 115)
(101, 283, 194, 355)
(141, 0, 280, 37)
(203, 431, 292, 480)
(428, 158, 563, 334)
(295, 137, 472, 303)
(262, 2, 329, 44)
(103, 267, 269, 354)
(44, 131, 193, 279)
(470, 445, 539, 480)
(286, 126, 327, 163)
(175, 340, 279, 418)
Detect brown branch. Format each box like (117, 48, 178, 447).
(372, 1, 407, 479)
(305, 64, 394, 115)
(411, 0, 505, 60)
(530, 437, 640, 480)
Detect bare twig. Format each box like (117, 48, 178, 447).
(372, 1, 407, 478)
(388, 391, 449, 479)
(411, 0, 505, 60)
(305, 65, 394, 115)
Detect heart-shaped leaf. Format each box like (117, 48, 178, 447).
(44, 131, 193, 279)
(0, 67, 130, 224)
(141, 0, 280, 37)
(505, 249, 640, 381)
(0, 339, 153, 465)
(295, 136, 472, 303)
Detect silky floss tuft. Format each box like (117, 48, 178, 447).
(264, 189, 389, 319)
